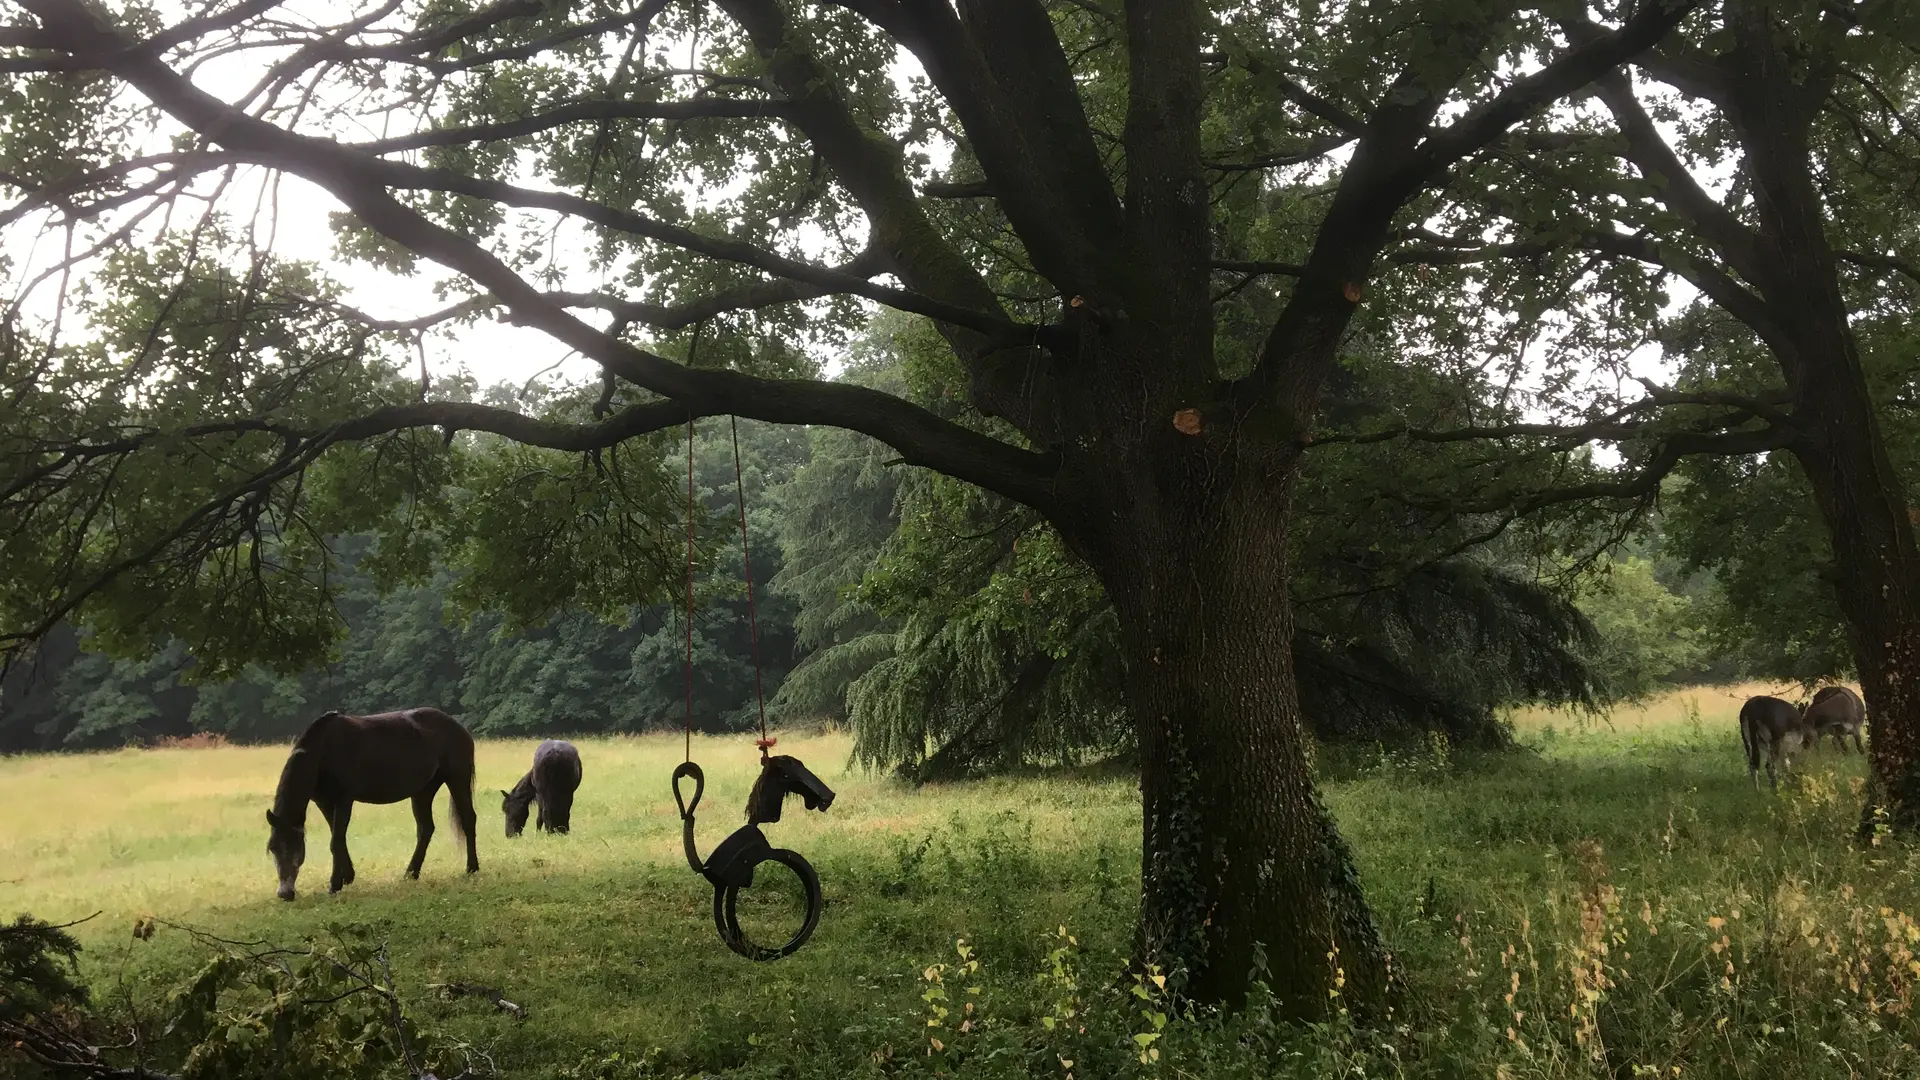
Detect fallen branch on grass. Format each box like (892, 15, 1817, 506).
(430, 982, 528, 1021)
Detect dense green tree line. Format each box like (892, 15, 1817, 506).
(4, 320, 1752, 758)
(1, 411, 807, 751)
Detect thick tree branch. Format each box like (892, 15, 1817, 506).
(336, 246, 886, 334)
(922, 179, 993, 199)
(373, 0, 545, 59)
(0, 22, 61, 49)
(1212, 259, 1307, 278)
(831, 0, 1123, 298)
(1633, 41, 1733, 105)
(1574, 228, 1793, 355)
(1838, 247, 1920, 286)
(717, 0, 1065, 441)
(1245, 0, 1700, 417)
(1206, 133, 1357, 173)
(1587, 67, 1768, 284)
(1310, 380, 1794, 450)
(1336, 219, 1789, 358)
(359, 161, 1033, 341)
(26, 0, 1061, 510)
(1412, 1, 1705, 180)
(1269, 70, 1366, 134)
(1122, 0, 1211, 363)
(138, 0, 287, 56)
(352, 98, 795, 154)
(327, 1, 664, 74)
(1456, 424, 1794, 515)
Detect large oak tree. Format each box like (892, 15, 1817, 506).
(1, 0, 1698, 1009)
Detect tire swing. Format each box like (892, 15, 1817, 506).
(670, 416, 836, 961)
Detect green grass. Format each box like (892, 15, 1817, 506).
(7, 688, 1920, 1079)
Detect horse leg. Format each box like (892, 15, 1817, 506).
(406, 785, 440, 880)
(535, 793, 548, 834)
(324, 800, 355, 892)
(449, 777, 480, 874)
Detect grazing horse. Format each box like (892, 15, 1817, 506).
(1804, 685, 1866, 754)
(502, 740, 583, 836)
(1740, 694, 1818, 791)
(265, 708, 479, 901)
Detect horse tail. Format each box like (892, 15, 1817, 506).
(1739, 704, 1759, 778)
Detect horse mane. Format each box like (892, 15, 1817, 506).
(272, 711, 345, 828)
(505, 770, 537, 804)
(296, 710, 349, 743)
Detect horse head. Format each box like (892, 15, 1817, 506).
(501, 787, 534, 837)
(265, 808, 305, 900)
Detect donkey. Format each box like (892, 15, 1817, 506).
(265, 708, 479, 901)
(1740, 694, 1820, 791)
(502, 739, 583, 836)
(1804, 685, 1866, 754)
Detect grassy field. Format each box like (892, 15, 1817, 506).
(6, 686, 1920, 1079)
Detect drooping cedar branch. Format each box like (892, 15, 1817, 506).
(17, 0, 1062, 510)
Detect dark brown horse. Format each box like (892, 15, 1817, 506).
(502, 739, 583, 836)
(265, 708, 479, 901)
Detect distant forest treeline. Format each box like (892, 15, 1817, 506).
(0, 413, 808, 751)
(0, 350, 1830, 766)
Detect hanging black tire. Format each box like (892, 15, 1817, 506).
(713, 847, 823, 961)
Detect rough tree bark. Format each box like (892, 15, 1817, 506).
(1079, 430, 1388, 1007)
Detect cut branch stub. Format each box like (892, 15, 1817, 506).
(1172, 408, 1205, 435)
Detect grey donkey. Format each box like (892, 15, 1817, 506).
(1740, 695, 1820, 791)
(1803, 685, 1866, 754)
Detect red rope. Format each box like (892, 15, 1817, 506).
(683, 417, 695, 765)
(730, 416, 772, 755)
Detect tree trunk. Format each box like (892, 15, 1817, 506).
(1721, 10, 1920, 833)
(1075, 438, 1390, 1014)
(1795, 431, 1920, 834)
(1783, 350, 1920, 834)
